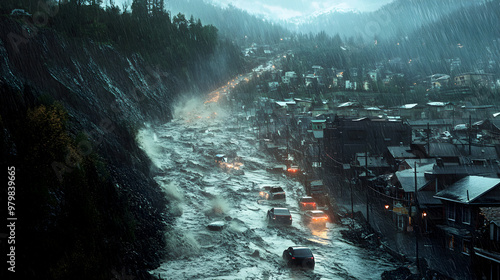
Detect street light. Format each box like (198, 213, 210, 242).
(422, 211, 428, 233)
(384, 204, 390, 210)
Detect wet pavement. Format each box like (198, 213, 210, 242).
(335, 189, 473, 280)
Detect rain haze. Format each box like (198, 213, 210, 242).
(116, 0, 395, 19)
(1, 0, 499, 280)
(204, 0, 395, 19)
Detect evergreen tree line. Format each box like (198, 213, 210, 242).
(165, 0, 291, 46)
(0, 0, 219, 70)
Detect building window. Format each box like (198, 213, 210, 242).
(462, 240, 470, 255)
(447, 204, 456, 221)
(448, 235, 455, 250)
(462, 207, 471, 225)
(491, 223, 496, 241)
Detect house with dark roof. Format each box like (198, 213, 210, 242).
(354, 152, 391, 176)
(414, 142, 500, 186)
(433, 176, 500, 277)
(425, 101, 455, 119)
(391, 103, 425, 120)
(334, 101, 362, 117)
(387, 145, 417, 160)
(389, 163, 441, 232)
(475, 207, 500, 280)
(385, 146, 437, 171)
(397, 158, 435, 171)
(472, 119, 500, 143)
(323, 116, 412, 171)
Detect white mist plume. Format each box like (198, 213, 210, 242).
(158, 180, 184, 216)
(172, 95, 228, 121)
(136, 127, 162, 168)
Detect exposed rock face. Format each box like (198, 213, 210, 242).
(0, 17, 236, 279)
(0, 17, 177, 124)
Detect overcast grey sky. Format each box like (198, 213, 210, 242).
(114, 0, 394, 20)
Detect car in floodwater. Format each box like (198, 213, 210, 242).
(308, 180, 328, 206)
(287, 165, 299, 175)
(299, 196, 317, 211)
(282, 246, 315, 269)
(302, 210, 329, 226)
(259, 186, 286, 200)
(207, 221, 225, 231)
(267, 207, 292, 226)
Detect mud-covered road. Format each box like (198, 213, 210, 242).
(140, 60, 399, 280)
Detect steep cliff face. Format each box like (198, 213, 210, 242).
(0, 17, 211, 279)
(0, 18, 178, 123)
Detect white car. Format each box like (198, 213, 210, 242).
(259, 186, 286, 200)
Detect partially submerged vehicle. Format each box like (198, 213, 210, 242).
(302, 210, 329, 227)
(259, 185, 286, 200)
(298, 196, 317, 211)
(267, 207, 292, 226)
(282, 246, 315, 269)
(308, 180, 328, 206)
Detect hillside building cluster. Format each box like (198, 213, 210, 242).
(245, 88, 500, 280)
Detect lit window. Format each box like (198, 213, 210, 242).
(448, 235, 455, 250)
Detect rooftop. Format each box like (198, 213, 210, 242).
(434, 176, 500, 205)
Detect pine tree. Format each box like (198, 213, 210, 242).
(131, 0, 148, 19)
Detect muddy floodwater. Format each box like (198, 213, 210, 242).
(138, 94, 399, 280)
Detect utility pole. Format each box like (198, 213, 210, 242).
(351, 171, 355, 218)
(414, 162, 420, 275)
(426, 123, 430, 155)
(317, 138, 321, 166)
(365, 144, 369, 224)
(469, 115, 472, 155)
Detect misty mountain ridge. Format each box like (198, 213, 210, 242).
(291, 0, 490, 40)
(167, 0, 490, 45)
(282, 6, 360, 28)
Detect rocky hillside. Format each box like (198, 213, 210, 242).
(0, 15, 238, 279)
